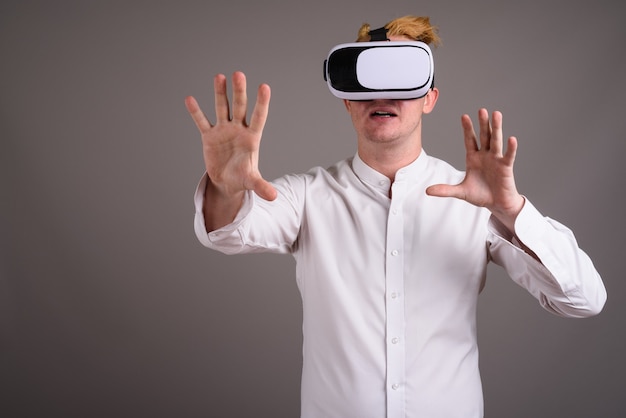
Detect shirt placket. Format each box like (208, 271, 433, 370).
(385, 173, 407, 418)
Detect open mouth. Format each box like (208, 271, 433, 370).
(371, 110, 397, 118)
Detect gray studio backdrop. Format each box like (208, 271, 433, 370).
(2, 0, 625, 417)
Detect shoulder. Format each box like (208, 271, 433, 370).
(268, 157, 354, 197)
(423, 152, 466, 184)
(273, 157, 354, 185)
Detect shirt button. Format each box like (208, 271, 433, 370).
(391, 250, 399, 256)
(379, 180, 386, 186)
(391, 209, 398, 215)
(391, 337, 399, 344)
(391, 292, 398, 299)
(392, 383, 400, 390)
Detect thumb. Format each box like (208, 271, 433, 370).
(425, 183, 464, 199)
(251, 177, 278, 201)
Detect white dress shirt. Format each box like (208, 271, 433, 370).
(194, 151, 606, 418)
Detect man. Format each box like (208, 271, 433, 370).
(185, 15, 606, 418)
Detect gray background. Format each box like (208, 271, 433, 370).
(2, 0, 625, 417)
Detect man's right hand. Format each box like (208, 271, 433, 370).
(185, 71, 277, 231)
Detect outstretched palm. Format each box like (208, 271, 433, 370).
(185, 71, 277, 201)
(426, 108, 524, 231)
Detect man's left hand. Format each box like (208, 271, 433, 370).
(426, 108, 525, 233)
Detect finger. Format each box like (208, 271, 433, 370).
(249, 83, 271, 134)
(461, 114, 479, 152)
(231, 71, 248, 124)
(478, 108, 491, 150)
(425, 183, 465, 200)
(503, 136, 518, 166)
(490, 110, 504, 155)
(214, 74, 230, 123)
(184, 96, 212, 133)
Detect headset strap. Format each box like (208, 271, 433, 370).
(368, 26, 389, 41)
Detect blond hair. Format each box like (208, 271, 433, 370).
(356, 15, 441, 46)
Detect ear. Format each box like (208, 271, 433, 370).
(422, 87, 439, 114)
(343, 99, 352, 112)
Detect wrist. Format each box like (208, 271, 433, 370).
(491, 194, 525, 233)
(205, 174, 245, 200)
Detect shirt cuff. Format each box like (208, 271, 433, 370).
(487, 197, 546, 254)
(513, 198, 560, 249)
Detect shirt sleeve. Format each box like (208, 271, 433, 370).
(193, 172, 304, 255)
(487, 198, 607, 318)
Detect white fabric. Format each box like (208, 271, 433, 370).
(194, 151, 606, 418)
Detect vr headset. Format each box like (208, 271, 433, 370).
(323, 27, 434, 100)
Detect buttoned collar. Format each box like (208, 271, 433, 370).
(352, 150, 430, 195)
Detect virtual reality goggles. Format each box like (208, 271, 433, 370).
(323, 41, 434, 100)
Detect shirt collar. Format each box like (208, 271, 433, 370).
(352, 150, 429, 194)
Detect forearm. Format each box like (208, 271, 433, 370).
(193, 172, 304, 255)
(489, 200, 607, 318)
(202, 176, 245, 232)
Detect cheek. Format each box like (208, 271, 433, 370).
(348, 105, 368, 122)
